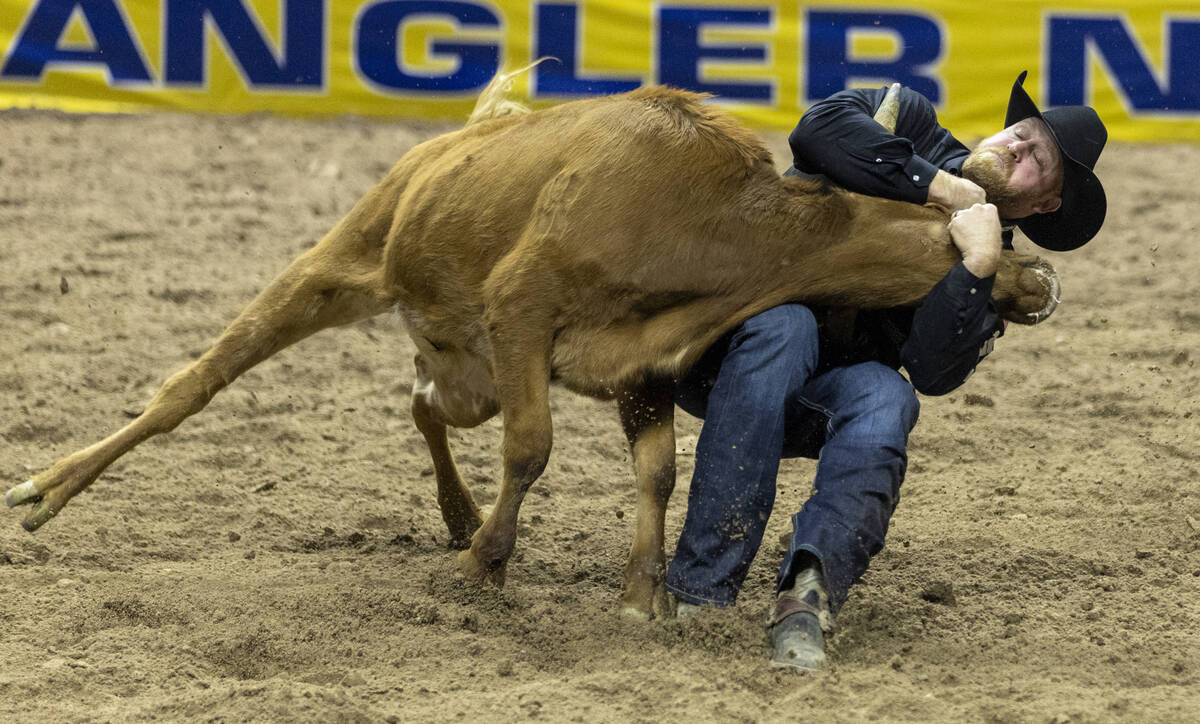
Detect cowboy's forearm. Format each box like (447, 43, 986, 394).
(789, 86, 951, 204)
(901, 263, 1003, 395)
(927, 170, 986, 212)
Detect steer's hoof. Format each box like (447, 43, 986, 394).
(443, 512, 483, 551)
(22, 500, 58, 532)
(456, 549, 506, 587)
(1021, 258, 1061, 325)
(6, 480, 40, 508)
(619, 583, 676, 621)
(996, 254, 1062, 326)
(1002, 257, 1061, 326)
(7, 480, 64, 532)
(447, 535, 474, 551)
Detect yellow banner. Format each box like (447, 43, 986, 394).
(2, 0, 1198, 141)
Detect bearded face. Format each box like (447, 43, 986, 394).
(961, 145, 1036, 216)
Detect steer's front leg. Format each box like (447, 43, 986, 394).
(616, 378, 678, 619)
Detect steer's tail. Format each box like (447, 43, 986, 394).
(467, 58, 557, 126)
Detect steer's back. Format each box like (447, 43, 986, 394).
(379, 87, 786, 379)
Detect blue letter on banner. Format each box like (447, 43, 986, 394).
(1, 0, 152, 82)
(806, 10, 941, 103)
(658, 6, 772, 101)
(165, 0, 325, 87)
(534, 3, 640, 95)
(1048, 15, 1200, 112)
(356, 1, 499, 92)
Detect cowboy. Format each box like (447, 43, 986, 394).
(666, 71, 1107, 670)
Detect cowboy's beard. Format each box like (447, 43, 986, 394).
(961, 145, 1034, 217)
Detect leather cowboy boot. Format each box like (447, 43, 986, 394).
(768, 566, 833, 671)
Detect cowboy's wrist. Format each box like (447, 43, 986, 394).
(929, 171, 984, 211)
(960, 250, 999, 277)
(927, 171, 954, 208)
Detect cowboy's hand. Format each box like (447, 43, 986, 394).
(948, 202, 1002, 278)
(928, 170, 986, 212)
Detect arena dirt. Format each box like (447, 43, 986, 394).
(0, 108, 1196, 723)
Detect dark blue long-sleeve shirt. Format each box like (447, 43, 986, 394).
(788, 86, 1007, 396)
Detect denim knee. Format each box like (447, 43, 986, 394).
(730, 304, 820, 361)
(873, 370, 920, 433)
(827, 363, 920, 443)
(676, 305, 821, 420)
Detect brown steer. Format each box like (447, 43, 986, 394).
(6, 74, 1058, 617)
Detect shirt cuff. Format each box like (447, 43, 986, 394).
(903, 155, 940, 199)
(943, 260, 997, 300)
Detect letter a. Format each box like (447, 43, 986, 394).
(1, 0, 152, 83)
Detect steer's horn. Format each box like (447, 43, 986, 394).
(873, 83, 902, 133)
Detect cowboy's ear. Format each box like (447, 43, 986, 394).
(1034, 196, 1063, 214)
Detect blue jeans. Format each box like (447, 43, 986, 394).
(665, 304, 919, 612)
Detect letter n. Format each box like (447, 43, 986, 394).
(1048, 15, 1199, 112)
(165, 0, 325, 87)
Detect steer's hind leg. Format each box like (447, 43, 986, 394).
(7, 230, 394, 531)
(617, 379, 678, 619)
(410, 350, 499, 548)
(411, 391, 483, 549)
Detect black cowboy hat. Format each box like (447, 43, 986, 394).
(1003, 70, 1107, 251)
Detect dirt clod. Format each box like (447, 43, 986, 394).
(920, 580, 957, 606)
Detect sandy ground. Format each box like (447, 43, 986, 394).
(0, 106, 1196, 723)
